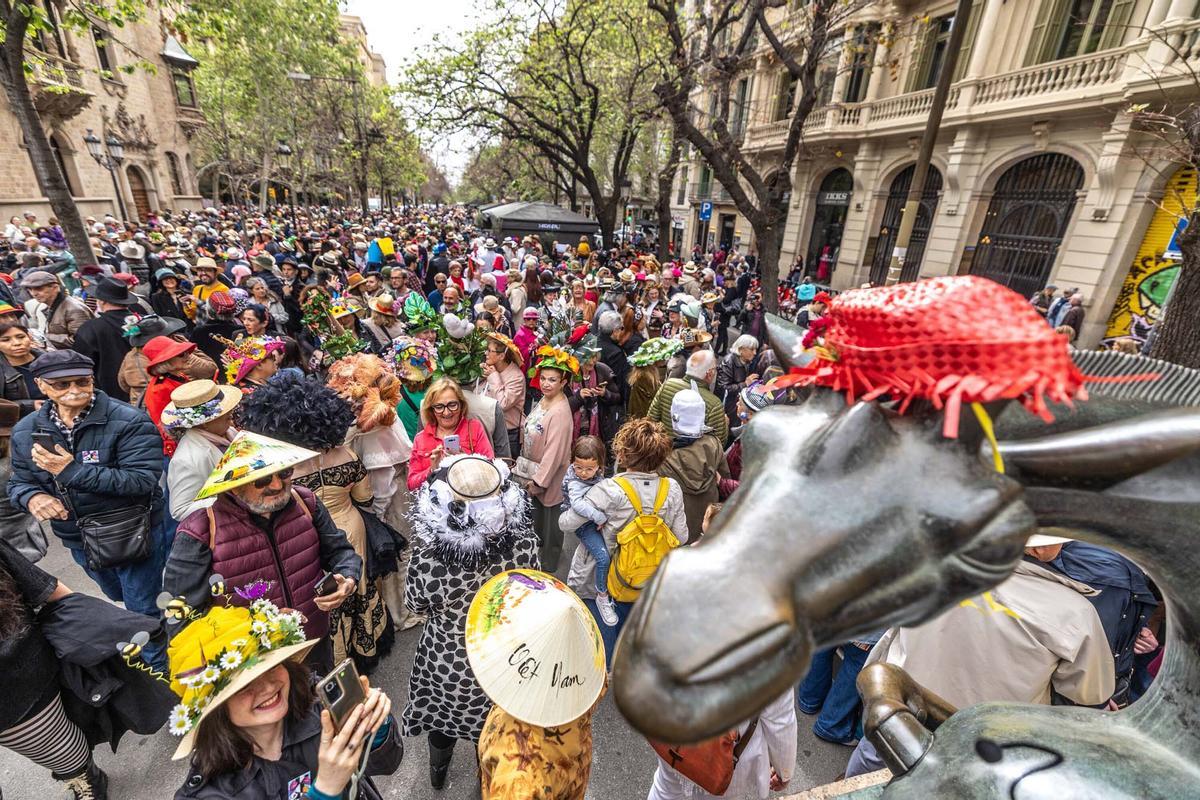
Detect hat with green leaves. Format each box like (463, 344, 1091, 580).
(629, 336, 683, 367)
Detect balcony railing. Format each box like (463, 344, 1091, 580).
(974, 49, 1125, 105)
(28, 51, 86, 90)
(742, 44, 1141, 150)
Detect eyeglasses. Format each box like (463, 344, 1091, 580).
(431, 401, 461, 414)
(435, 278, 447, 284)
(43, 376, 93, 391)
(253, 466, 294, 488)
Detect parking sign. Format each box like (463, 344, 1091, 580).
(699, 201, 713, 221)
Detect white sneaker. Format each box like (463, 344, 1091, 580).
(595, 592, 619, 626)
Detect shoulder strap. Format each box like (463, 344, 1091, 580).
(652, 478, 669, 514)
(612, 476, 643, 515)
(733, 717, 759, 760)
(291, 488, 313, 521)
(401, 388, 421, 414)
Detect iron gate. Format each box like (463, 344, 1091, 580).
(969, 153, 1084, 299)
(869, 164, 943, 285)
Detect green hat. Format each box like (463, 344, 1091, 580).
(629, 336, 683, 367)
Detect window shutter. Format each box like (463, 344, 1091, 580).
(1025, 0, 1070, 66)
(1098, 0, 1136, 51)
(953, 0, 986, 81)
(906, 19, 936, 92)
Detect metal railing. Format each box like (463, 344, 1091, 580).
(27, 51, 86, 90)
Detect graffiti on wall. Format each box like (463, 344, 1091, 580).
(1105, 168, 1197, 344)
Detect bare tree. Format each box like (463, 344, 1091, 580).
(649, 0, 868, 312)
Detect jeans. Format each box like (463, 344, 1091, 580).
(796, 643, 871, 743)
(69, 508, 175, 671)
(846, 737, 885, 778)
(583, 597, 635, 670)
(576, 521, 610, 595)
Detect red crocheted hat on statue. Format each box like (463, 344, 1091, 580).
(786, 275, 1087, 437)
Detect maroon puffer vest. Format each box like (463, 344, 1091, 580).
(179, 487, 327, 639)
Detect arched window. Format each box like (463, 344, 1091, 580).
(48, 134, 77, 196)
(165, 151, 184, 195)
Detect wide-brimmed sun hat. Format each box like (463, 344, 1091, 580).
(161, 379, 243, 432)
(678, 327, 713, 347)
(486, 331, 522, 365)
(195, 430, 317, 499)
(369, 293, 397, 316)
(466, 569, 604, 726)
(167, 596, 316, 759)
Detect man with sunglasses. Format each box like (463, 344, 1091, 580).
(8, 350, 174, 667)
(163, 436, 362, 673)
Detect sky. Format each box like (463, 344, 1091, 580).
(341, 0, 484, 185)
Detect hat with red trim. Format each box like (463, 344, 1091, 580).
(779, 276, 1087, 438)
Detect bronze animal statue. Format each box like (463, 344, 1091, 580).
(611, 312, 1200, 798)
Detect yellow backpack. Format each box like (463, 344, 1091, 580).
(607, 476, 680, 602)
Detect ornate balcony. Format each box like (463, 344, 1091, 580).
(28, 51, 93, 120)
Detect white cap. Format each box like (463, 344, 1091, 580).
(671, 381, 711, 438)
(1026, 533, 1073, 547)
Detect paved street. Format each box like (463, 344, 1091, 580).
(1, 537, 851, 800)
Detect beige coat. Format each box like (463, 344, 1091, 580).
(118, 349, 218, 407)
(867, 559, 1115, 708)
(483, 361, 526, 431)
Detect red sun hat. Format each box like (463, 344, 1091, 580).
(785, 275, 1087, 437)
(142, 335, 196, 367)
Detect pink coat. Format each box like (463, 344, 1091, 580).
(407, 416, 494, 489)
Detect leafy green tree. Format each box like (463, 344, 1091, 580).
(402, 0, 667, 246)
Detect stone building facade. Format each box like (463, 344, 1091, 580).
(675, 0, 1200, 347)
(339, 14, 388, 89)
(0, 5, 205, 223)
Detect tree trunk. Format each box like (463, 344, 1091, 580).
(0, 10, 93, 262)
(257, 151, 272, 213)
(657, 127, 684, 262)
(1149, 211, 1200, 368)
(595, 198, 619, 250)
(754, 217, 785, 316)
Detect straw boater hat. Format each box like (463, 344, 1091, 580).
(466, 569, 604, 726)
(678, 327, 713, 347)
(486, 331, 522, 365)
(166, 593, 317, 759)
(161, 380, 243, 433)
(701, 291, 721, 305)
(194, 431, 318, 500)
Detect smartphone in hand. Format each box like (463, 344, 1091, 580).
(313, 572, 338, 597)
(443, 434, 461, 454)
(318, 658, 367, 730)
(32, 431, 57, 451)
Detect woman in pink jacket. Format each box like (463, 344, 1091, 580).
(407, 377, 493, 490)
(519, 346, 578, 569)
(482, 332, 527, 456)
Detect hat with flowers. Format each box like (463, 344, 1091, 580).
(402, 293, 440, 334)
(215, 335, 286, 385)
(166, 581, 316, 759)
(392, 336, 439, 385)
(528, 344, 580, 389)
(629, 336, 684, 367)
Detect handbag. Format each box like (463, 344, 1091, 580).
(649, 717, 759, 795)
(62, 484, 153, 571)
(512, 456, 538, 487)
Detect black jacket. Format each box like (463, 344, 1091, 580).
(8, 391, 164, 549)
(0, 348, 46, 418)
(150, 289, 192, 328)
(175, 705, 403, 800)
(598, 332, 630, 405)
(73, 309, 133, 402)
(39, 592, 175, 751)
(190, 319, 245, 366)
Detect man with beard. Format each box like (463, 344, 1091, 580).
(163, 433, 361, 672)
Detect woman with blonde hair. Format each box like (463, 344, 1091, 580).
(567, 279, 596, 323)
(407, 376, 493, 489)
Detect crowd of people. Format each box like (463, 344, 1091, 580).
(0, 203, 1165, 800)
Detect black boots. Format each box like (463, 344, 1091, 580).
(429, 738, 455, 790)
(54, 759, 108, 800)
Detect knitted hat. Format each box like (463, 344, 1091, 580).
(779, 275, 1088, 437)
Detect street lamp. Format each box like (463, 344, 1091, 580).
(275, 141, 298, 232)
(84, 129, 128, 221)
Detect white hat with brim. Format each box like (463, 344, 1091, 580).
(1026, 533, 1074, 547)
(172, 638, 318, 760)
(161, 380, 243, 432)
(195, 431, 318, 500)
(466, 570, 604, 726)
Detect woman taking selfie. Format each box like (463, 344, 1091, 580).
(168, 597, 401, 800)
(407, 377, 493, 489)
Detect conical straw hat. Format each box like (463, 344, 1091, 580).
(466, 570, 605, 727)
(195, 431, 318, 500)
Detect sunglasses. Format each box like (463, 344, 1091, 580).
(435, 278, 447, 284)
(43, 376, 93, 391)
(431, 401, 461, 414)
(253, 466, 294, 488)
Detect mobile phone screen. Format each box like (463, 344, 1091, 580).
(444, 434, 461, 454)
